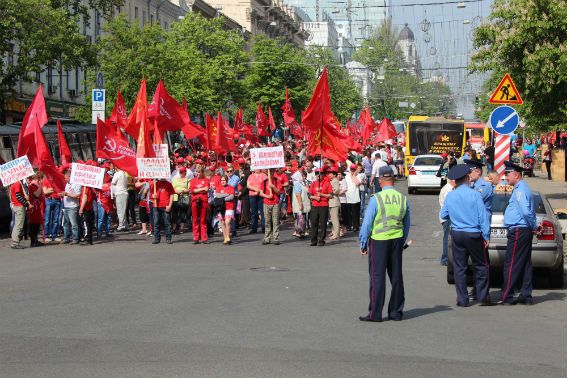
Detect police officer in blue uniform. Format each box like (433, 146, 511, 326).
(440, 164, 492, 306)
(464, 159, 494, 300)
(499, 161, 540, 305)
(359, 166, 410, 322)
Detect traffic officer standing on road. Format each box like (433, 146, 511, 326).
(359, 166, 410, 322)
(499, 161, 540, 305)
(440, 164, 492, 307)
(465, 159, 494, 300)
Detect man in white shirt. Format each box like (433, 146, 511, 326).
(112, 168, 129, 231)
(369, 156, 387, 193)
(438, 179, 456, 265)
(61, 170, 82, 244)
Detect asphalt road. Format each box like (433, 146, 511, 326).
(0, 182, 565, 378)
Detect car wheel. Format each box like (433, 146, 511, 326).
(548, 265, 564, 289)
(447, 265, 454, 284)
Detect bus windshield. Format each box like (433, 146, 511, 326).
(407, 121, 465, 156)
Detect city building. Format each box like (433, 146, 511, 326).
(397, 23, 419, 76)
(346, 61, 373, 103)
(303, 12, 340, 59)
(207, 0, 309, 47)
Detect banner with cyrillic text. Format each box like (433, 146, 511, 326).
(0, 156, 35, 186)
(250, 146, 285, 170)
(137, 157, 171, 179)
(70, 163, 105, 189)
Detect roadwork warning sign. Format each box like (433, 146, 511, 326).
(489, 73, 524, 105)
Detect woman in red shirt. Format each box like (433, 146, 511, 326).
(308, 169, 333, 246)
(214, 175, 235, 245)
(27, 173, 45, 247)
(190, 168, 210, 244)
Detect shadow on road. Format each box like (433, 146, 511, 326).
(403, 305, 453, 320)
(534, 291, 566, 304)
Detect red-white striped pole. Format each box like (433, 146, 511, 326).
(494, 133, 511, 178)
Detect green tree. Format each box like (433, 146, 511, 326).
(243, 36, 314, 124)
(305, 46, 363, 122)
(470, 0, 567, 131)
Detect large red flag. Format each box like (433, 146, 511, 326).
(29, 117, 66, 193)
(205, 113, 218, 152)
(17, 85, 49, 158)
(256, 103, 270, 137)
(148, 80, 185, 133)
(302, 68, 348, 162)
(110, 89, 128, 129)
(217, 112, 237, 153)
(267, 106, 276, 133)
(179, 98, 206, 144)
(358, 107, 374, 145)
(282, 87, 303, 139)
(374, 117, 398, 143)
(136, 110, 155, 158)
(96, 119, 138, 176)
(124, 79, 153, 139)
(234, 108, 244, 132)
(56, 120, 72, 165)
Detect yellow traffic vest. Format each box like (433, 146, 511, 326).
(370, 190, 407, 240)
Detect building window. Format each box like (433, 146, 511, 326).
(409, 45, 413, 57)
(164, 21, 168, 30)
(75, 68, 80, 91)
(142, 11, 146, 24)
(35, 71, 41, 83)
(150, 14, 154, 25)
(134, 6, 138, 19)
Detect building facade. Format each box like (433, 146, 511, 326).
(346, 61, 373, 103)
(303, 12, 340, 59)
(397, 23, 419, 77)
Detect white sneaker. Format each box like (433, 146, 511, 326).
(137, 230, 145, 235)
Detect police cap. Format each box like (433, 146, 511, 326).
(463, 159, 485, 170)
(378, 166, 394, 178)
(447, 164, 470, 180)
(504, 161, 524, 173)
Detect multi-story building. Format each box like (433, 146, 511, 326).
(397, 23, 419, 77)
(303, 12, 340, 59)
(208, 0, 309, 47)
(346, 61, 373, 103)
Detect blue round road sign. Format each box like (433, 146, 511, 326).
(490, 105, 519, 135)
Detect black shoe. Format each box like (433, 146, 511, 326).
(262, 240, 270, 245)
(516, 297, 533, 305)
(498, 300, 517, 306)
(318, 241, 325, 246)
(202, 240, 210, 244)
(152, 240, 160, 244)
(249, 230, 257, 234)
(193, 240, 200, 245)
(166, 240, 173, 244)
(359, 315, 382, 322)
(310, 242, 317, 246)
(479, 300, 496, 306)
(10, 245, 25, 249)
(231, 232, 237, 238)
(388, 316, 403, 321)
(274, 240, 280, 245)
(69, 240, 79, 245)
(456, 302, 470, 307)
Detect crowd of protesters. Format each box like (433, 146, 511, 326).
(8, 138, 406, 249)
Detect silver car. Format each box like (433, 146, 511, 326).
(447, 191, 564, 288)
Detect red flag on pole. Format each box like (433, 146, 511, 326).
(136, 109, 155, 158)
(374, 117, 398, 143)
(110, 89, 128, 129)
(179, 99, 205, 142)
(56, 120, 72, 165)
(205, 113, 218, 152)
(282, 87, 303, 139)
(267, 106, 276, 133)
(217, 112, 237, 153)
(256, 103, 270, 137)
(234, 108, 244, 132)
(96, 119, 138, 176)
(358, 107, 374, 145)
(17, 85, 49, 158)
(124, 79, 153, 139)
(148, 80, 185, 133)
(301, 68, 348, 162)
(29, 116, 66, 193)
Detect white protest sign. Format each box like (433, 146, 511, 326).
(137, 157, 171, 179)
(250, 146, 285, 170)
(70, 163, 105, 189)
(153, 144, 168, 158)
(0, 156, 35, 186)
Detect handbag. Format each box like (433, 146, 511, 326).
(178, 178, 190, 206)
(213, 197, 226, 214)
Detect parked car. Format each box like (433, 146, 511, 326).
(447, 190, 564, 288)
(407, 154, 443, 194)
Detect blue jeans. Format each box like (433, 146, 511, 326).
(441, 220, 451, 265)
(63, 207, 79, 242)
(97, 202, 111, 236)
(486, 162, 493, 172)
(153, 207, 172, 242)
(249, 196, 265, 232)
(44, 198, 62, 239)
(359, 189, 366, 218)
(373, 178, 382, 193)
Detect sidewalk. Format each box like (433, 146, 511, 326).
(524, 171, 567, 212)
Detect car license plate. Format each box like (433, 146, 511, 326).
(491, 228, 507, 238)
(421, 171, 436, 175)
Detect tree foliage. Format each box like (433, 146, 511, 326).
(470, 0, 567, 131)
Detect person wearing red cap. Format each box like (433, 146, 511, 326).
(308, 168, 333, 246)
(78, 181, 97, 245)
(261, 169, 282, 245)
(26, 173, 45, 247)
(150, 178, 175, 244)
(189, 167, 210, 244)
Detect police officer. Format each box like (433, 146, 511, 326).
(499, 161, 540, 305)
(464, 159, 494, 300)
(440, 164, 492, 306)
(358, 166, 410, 322)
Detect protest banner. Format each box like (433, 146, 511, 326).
(0, 156, 35, 186)
(249, 146, 285, 170)
(70, 163, 105, 189)
(137, 157, 171, 179)
(153, 144, 168, 158)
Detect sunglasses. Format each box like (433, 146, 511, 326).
(226, 170, 233, 173)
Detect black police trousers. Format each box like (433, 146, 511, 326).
(501, 227, 533, 303)
(451, 230, 489, 305)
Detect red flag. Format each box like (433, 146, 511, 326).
(358, 107, 374, 145)
(136, 110, 155, 158)
(179, 98, 206, 144)
(302, 68, 349, 162)
(217, 112, 237, 153)
(17, 85, 49, 158)
(374, 117, 398, 143)
(124, 79, 153, 139)
(152, 120, 163, 145)
(281, 87, 296, 126)
(110, 89, 128, 129)
(56, 120, 72, 165)
(256, 103, 270, 137)
(96, 119, 138, 176)
(148, 80, 185, 133)
(234, 108, 244, 132)
(267, 106, 276, 133)
(29, 117, 66, 193)
(205, 113, 218, 152)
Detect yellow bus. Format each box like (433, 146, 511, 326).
(465, 122, 491, 153)
(405, 116, 467, 171)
